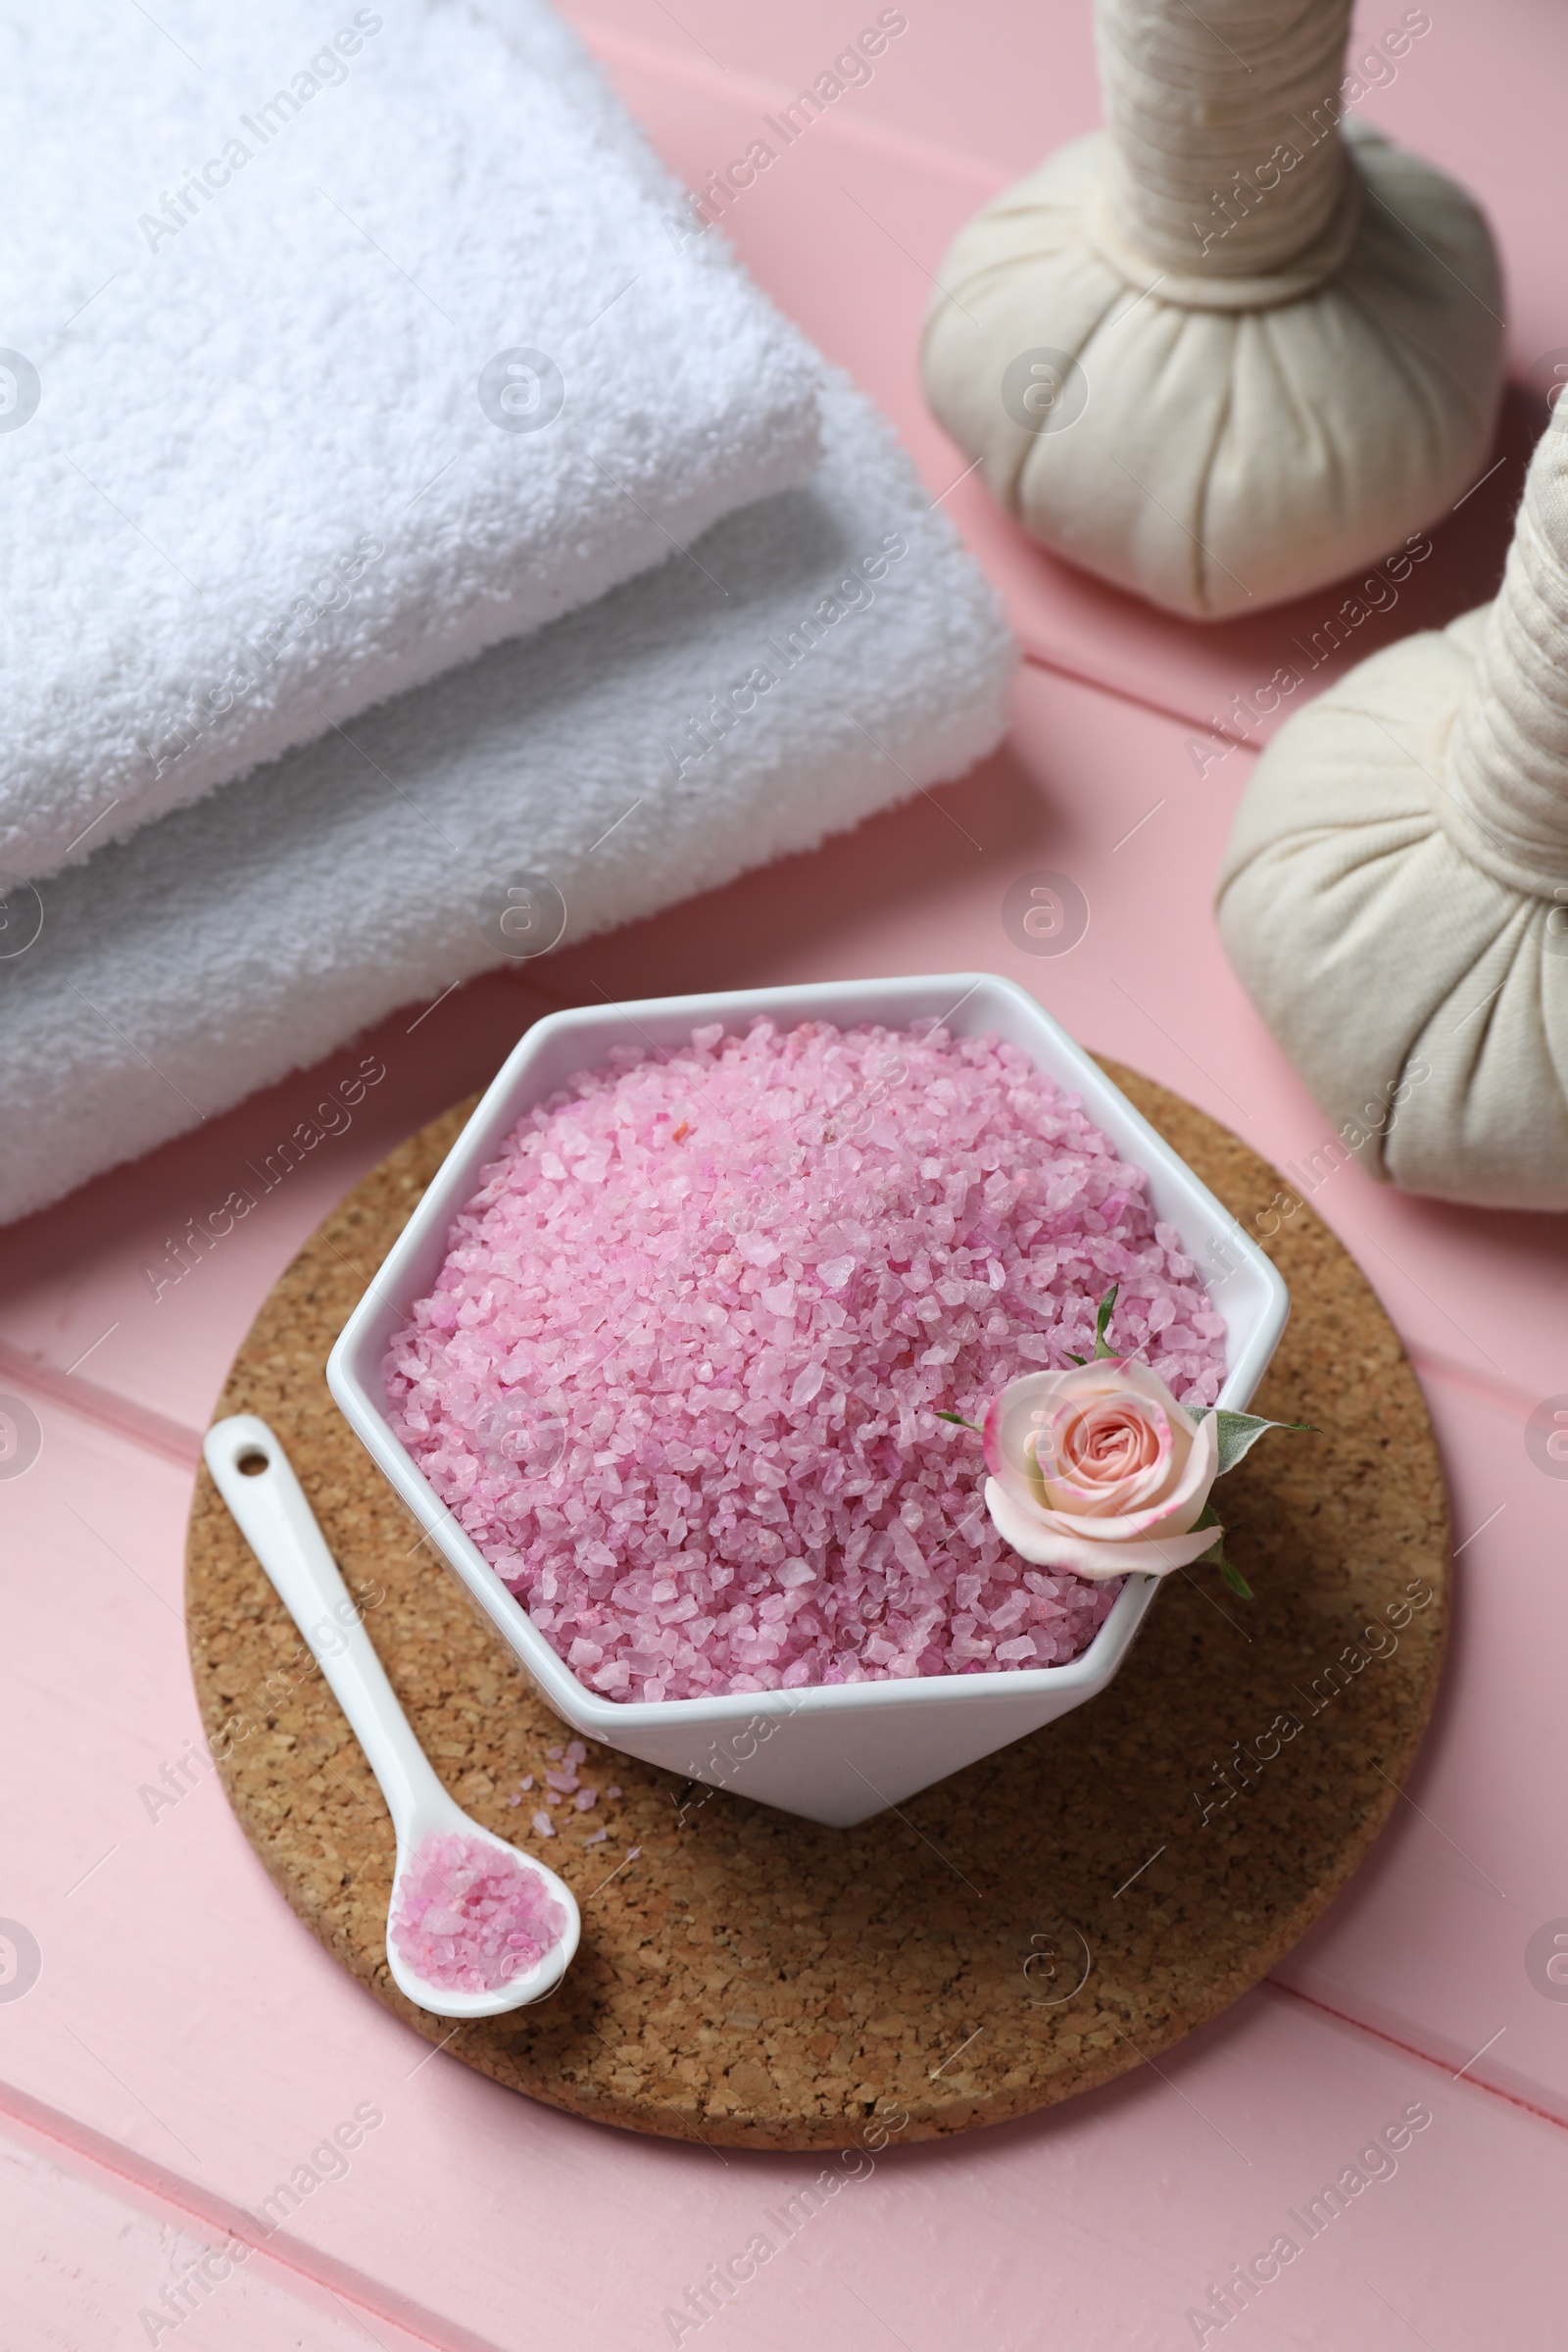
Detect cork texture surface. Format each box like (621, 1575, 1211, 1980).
(185, 1059, 1448, 2150)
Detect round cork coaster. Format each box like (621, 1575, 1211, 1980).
(185, 1060, 1447, 2151)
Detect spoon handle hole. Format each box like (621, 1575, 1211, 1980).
(236, 1448, 270, 1477)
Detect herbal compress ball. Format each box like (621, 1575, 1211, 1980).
(921, 0, 1504, 618)
(1219, 411, 1568, 1209)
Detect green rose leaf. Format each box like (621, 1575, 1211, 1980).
(1093, 1282, 1120, 1360)
(1195, 1409, 1315, 1475)
(1191, 1504, 1254, 1598)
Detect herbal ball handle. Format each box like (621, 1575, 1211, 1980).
(1444, 419, 1568, 899)
(1088, 0, 1360, 291)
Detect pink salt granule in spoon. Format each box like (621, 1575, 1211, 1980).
(390, 1830, 566, 1993)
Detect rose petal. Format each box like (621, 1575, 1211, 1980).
(1046, 1406, 1218, 1542)
(984, 1478, 1223, 1577)
(1043, 1395, 1173, 1517)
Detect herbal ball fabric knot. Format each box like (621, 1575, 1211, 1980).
(919, 0, 1504, 620)
(1216, 412, 1568, 1212)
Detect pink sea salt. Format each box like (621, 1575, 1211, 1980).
(385, 1019, 1228, 1704)
(390, 1831, 565, 1993)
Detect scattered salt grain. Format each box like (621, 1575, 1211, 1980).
(386, 1018, 1227, 1703)
(389, 1831, 564, 1994)
(531, 1809, 555, 1839)
(585, 1828, 608, 1844)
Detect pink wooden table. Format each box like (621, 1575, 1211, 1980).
(5, 4, 1566, 2343)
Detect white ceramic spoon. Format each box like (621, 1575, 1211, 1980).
(204, 1412, 580, 2021)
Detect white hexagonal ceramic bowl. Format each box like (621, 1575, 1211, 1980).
(326, 973, 1288, 1828)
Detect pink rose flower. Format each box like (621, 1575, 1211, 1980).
(981, 1358, 1220, 1579)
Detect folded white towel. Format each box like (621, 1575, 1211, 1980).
(0, 374, 1014, 1224)
(0, 0, 820, 889)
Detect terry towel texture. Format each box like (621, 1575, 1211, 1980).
(0, 374, 1015, 1224)
(0, 0, 821, 887)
